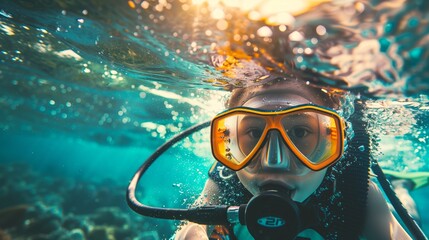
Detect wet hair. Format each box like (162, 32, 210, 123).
(227, 77, 347, 110)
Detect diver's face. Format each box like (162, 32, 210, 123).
(235, 86, 328, 202)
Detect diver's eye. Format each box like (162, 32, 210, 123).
(289, 127, 310, 138)
(247, 128, 263, 139)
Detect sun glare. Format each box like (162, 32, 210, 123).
(191, 0, 332, 25)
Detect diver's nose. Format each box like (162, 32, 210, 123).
(261, 130, 297, 170)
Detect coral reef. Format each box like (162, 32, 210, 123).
(0, 163, 176, 240)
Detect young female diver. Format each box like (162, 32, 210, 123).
(174, 78, 412, 239)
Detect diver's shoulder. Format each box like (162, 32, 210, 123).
(362, 180, 412, 239)
(366, 180, 387, 207)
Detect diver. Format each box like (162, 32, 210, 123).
(173, 78, 414, 239)
(127, 76, 427, 239)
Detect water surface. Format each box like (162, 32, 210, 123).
(1, 0, 428, 239)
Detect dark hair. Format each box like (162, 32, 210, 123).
(227, 77, 347, 110)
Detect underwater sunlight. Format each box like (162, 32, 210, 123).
(0, 0, 428, 239)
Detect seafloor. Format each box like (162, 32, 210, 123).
(0, 162, 175, 240)
(1, 161, 428, 240)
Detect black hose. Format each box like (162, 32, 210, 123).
(354, 101, 427, 240)
(126, 115, 428, 239)
(126, 121, 230, 225)
(371, 162, 428, 240)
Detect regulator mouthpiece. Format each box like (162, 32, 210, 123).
(244, 186, 302, 240)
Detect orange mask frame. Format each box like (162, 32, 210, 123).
(210, 104, 346, 171)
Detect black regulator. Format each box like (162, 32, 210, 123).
(126, 121, 427, 240)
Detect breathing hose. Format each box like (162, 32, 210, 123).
(126, 121, 231, 225)
(372, 161, 428, 240)
(126, 120, 428, 240)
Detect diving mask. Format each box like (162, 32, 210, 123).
(211, 104, 346, 171)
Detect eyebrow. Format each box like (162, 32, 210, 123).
(284, 112, 318, 120)
(240, 115, 266, 123)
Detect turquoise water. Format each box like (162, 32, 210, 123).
(1, 0, 429, 239)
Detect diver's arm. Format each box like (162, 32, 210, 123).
(175, 224, 209, 240)
(174, 178, 221, 240)
(362, 181, 412, 240)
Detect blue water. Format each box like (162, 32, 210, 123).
(1, 0, 429, 239)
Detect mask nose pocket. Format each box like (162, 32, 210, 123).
(211, 105, 345, 171)
(258, 130, 309, 175)
(262, 130, 293, 169)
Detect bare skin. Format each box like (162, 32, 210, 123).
(362, 180, 412, 240)
(175, 80, 412, 239)
(175, 179, 412, 239)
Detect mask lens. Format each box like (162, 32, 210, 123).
(211, 106, 344, 170)
(211, 112, 267, 168)
(281, 110, 341, 166)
